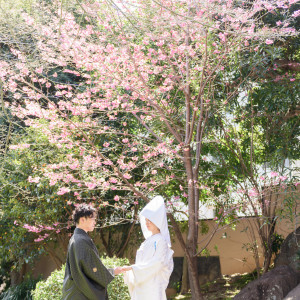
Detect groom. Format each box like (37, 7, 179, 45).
(62, 204, 122, 300)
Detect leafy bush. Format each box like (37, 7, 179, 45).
(0, 260, 12, 294)
(31, 266, 65, 300)
(0, 277, 40, 300)
(103, 256, 131, 300)
(32, 256, 130, 300)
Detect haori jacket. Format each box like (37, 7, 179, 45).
(62, 228, 114, 300)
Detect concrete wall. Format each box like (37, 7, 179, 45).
(171, 216, 297, 275)
(28, 185, 300, 278)
(28, 217, 298, 279)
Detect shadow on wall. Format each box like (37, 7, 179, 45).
(168, 256, 221, 290)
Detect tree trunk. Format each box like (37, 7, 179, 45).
(180, 255, 189, 294)
(10, 263, 26, 286)
(168, 213, 203, 299)
(117, 221, 136, 257)
(99, 228, 113, 257)
(183, 149, 203, 299)
(262, 250, 272, 274)
(117, 206, 138, 257)
(186, 252, 203, 300)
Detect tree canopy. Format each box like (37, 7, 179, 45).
(0, 0, 299, 298)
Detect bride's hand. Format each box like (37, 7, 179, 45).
(121, 266, 132, 272)
(114, 267, 124, 275)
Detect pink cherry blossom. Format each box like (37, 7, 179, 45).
(265, 39, 274, 45)
(28, 176, 41, 183)
(23, 224, 42, 233)
(44, 226, 54, 230)
(57, 187, 71, 195)
(35, 67, 43, 74)
(248, 188, 259, 197)
(2, 2, 298, 294)
(123, 173, 132, 179)
(22, 13, 34, 26)
(9, 144, 30, 150)
(292, 10, 300, 18)
(109, 177, 118, 183)
(85, 182, 97, 189)
(34, 237, 44, 242)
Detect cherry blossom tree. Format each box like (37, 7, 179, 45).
(1, 0, 299, 298)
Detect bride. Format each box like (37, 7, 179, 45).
(121, 196, 174, 300)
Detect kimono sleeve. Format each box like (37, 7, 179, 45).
(81, 242, 114, 285)
(123, 270, 135, 296)
(131, 238, 170, 285)
(70, 238, 114, 297)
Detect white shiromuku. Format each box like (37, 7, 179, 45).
(124, 196, 174, 300)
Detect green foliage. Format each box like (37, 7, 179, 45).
(0, 119, 141, 270)
(271, 233, 284, 255)
(199, 220, 209, 235)
(0, 277, 40, 300)
(31, 266, 65, 300)
(32, 257, 130, 300)
(171, 280, 181, 293)
(229, 271, 260, 290)
(102, 256, 131, 300)
(0, 125, 73, 270)
(0, 260, 12, 291)
(0, 0, 298, 289)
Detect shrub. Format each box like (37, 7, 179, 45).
(0, 277, 40, 300)
(32, 256, 130, 300)
(102, 256, 131, 300)
(31, 266, 65, 300)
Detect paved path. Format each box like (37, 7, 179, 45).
(284, 284, 300, 300)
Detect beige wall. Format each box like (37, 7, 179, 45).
(29, 217, 297, 279)
(29, 186, 300, 278)
(172, 218, 264, 275)
(171, 216, 297, 275)
(170, 185, 299, 275)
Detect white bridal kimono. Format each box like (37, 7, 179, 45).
(124, 196, 174, 300)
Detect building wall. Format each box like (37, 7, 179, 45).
(171, 216, 297, 275)
(29, 185, 299, 278)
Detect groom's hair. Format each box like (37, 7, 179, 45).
(72, 203, 97, 225)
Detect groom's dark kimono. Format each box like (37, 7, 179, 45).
(62, 228, 114, 300)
